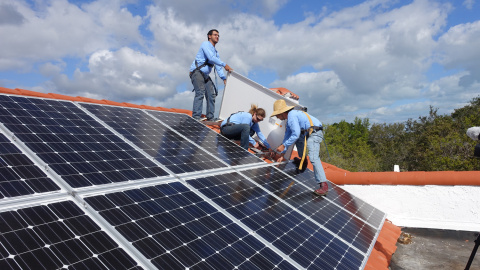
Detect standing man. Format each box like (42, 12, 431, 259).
(270, 99, 328, 196)
(190, 29, 233, 121)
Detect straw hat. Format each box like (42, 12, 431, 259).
(271, 99, 295, 117)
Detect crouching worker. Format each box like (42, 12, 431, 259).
(220, 105, 271, 150)
(270, 99, 328, 196)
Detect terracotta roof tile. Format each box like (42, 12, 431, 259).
(48, 93, 82, 102)
(76, 96, 108, 104)
(0, 87, 20, 95)
(101, 99, 125, 106)
(15, 88, 52, 98)
(122, 102, 143, 108)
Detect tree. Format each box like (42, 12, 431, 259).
(405, 103, 480, 171)
(321, 117, 380, 172)
(369, 122, 410, 171)
(319, 95, 480, 172)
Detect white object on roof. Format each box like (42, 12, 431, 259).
(466, 126, 480, 140)
(219, 71, 302, 159)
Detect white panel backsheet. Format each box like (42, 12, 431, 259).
(219, 71, 302, 159)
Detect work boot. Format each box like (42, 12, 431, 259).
(313, 182, 328, 196)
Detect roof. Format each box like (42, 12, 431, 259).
(0, 86, 401, 269)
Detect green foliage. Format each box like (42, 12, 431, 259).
(319, 96, 480, 172)
(320, 117, 380, 172)
(369, 122, 410, 171)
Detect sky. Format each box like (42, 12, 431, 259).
(0, 0, 479, 125)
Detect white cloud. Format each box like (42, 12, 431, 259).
(0, 0, 143, 71)
(437, 20, 480, 87)
(426, 72, 480, 108)
(149, 0, 288, 23)
(45, 47, 177, 103)
(239, 0, 450, 123)
(463, 0, 475, 9)
(0, 2, 25, 25)
(39, 61, 65, 77)
(155, 90, 194, 110)
(2, 0, 480, 124)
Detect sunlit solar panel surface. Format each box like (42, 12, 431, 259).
(0, 93, 385, 269)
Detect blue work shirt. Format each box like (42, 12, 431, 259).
(221, 112, 271, 148)
(189, 41, 227, 80)
(281, 110, 322, 153)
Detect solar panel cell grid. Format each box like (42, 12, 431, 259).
(84, 182, 295, 269)
(0, 133, 60, 199)
(0, 201, 142, 270)
(0, 94, 385, 269)
(242, 165, 382, 254)
(80, 103, 227, 174)
(0, 96, 169, 188)
(147, 111, 263, 167)
(188, 172, 366, 270)
(277, 162, 385, 229)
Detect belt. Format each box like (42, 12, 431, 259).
(189, 69, 203, 77)
(220, 123, 234, 132)
(301, 126, 322, 135)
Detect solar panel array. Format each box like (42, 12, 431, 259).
(148, 111, 262, 166)
(0, 93, 385, 269)
(81, 104, 227, 174)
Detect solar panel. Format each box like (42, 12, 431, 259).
(241, 164, 385, 254)
(276, 162, 385, 230)
(0, 93, 385, 270)
(147, 111, 263, 167)
(0, 132, 60, 199)
(0, 95, 169, 188)
(188, 170, 381, 269)
(0, 200, 142, 269)
(80, 103, 227, 174)
(84, 182, 296, 269)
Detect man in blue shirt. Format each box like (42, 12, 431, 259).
(271, 99, 328, 196)
(220, 105, 271, 150)
(190, 29, 233, 121)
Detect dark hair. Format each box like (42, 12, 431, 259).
(207, 29, 219, 40)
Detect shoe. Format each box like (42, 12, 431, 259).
(193, 117, 207, 121)
(207, 118, 223, 122)
(313, 182, 328, 196)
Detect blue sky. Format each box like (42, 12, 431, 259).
(0, 0, 479, 124)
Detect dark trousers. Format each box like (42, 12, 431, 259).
(191, 70, 216, 119)
(295, 132, 308, 159)
(221, 124, 254, 149)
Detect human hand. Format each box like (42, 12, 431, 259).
(224, 64, 233, 72)
(276, 144, 285, 153)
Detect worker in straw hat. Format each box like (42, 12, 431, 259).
(271, 99, 328, 196)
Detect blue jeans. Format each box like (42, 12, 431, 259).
(295, 131, 327, 184)
(191, 70, 216, 119)
(221, 124, 252, 149)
